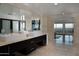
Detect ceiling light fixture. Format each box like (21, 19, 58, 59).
(54, 3, 58, 5)
(24, 3, 29, 6)
(62, 12, 64, 15)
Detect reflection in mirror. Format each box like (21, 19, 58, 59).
(32, 20, 40, 31)
(20, 21, 26, 32)
(12, 21, 19, 33)
(0, 18, 26, 34)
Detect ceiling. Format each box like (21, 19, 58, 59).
(23, 3, 79, 16)
(11, 3, 79, 22)
(23, 3, 79, 22)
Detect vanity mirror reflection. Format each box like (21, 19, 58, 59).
(0, 18, 26, 34)
(32, 20, 40, 31)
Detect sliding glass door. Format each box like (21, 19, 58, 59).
(65, 35, 73, 45)
(55, 35, 63, 44)
(54, 23, 74, 45)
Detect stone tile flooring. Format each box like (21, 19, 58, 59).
(27, 40, 79, 56)
(16, 40, 79, 56)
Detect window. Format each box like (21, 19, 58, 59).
(54, 24, 63, 29)
(65, 35, 73, 45)
(55, 35, 63, 44)
(54, 23, 74, 45)
(65, 23, 74, 28)
(65, 23, 74, 33)
(54, 23, 63, 34)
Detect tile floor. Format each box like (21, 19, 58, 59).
(16, 40, 79, 56)
(27, 40, 79, 56)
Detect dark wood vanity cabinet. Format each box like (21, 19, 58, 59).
(0, 35, 46, 56)
(18, 35, 46, 55)
(0, 45, 10, 56)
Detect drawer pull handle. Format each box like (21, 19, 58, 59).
(31, 41, 34, 43)
(31, 48, 34, 50)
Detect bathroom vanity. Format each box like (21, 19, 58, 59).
(0, 31, 47, 56)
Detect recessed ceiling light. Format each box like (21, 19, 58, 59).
(62, 12, 64, 15)
(54, 3, 58, 5)
(24, 3, 29, 6)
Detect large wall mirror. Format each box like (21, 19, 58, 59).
(0, 18, 26, 34)
(19, 21, 26, 32)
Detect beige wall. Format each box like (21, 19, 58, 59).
(40, 16, 47, 33)
(25, 15, 54, 41)
(40, 15, 54, 41)
(74, 16, 79, 45)
(47, 16, 54, 41)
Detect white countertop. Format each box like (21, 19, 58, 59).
(0, 31, 46, 46)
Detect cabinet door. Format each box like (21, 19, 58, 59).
(12, 21, 19, 32)
(0, 46, 9, 56)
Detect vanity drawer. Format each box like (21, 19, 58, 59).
(0, 45, 10, 56)
(10, 40, 30, 52)
(18, 43, 38, 55)
(9, 35, 46, 54)
(29, 35, 46, 43)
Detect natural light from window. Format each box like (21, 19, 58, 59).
(65, 23, 74, 28)
(54, 24, 63, 28)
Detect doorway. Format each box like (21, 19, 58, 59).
(54, 23, 74, 45)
